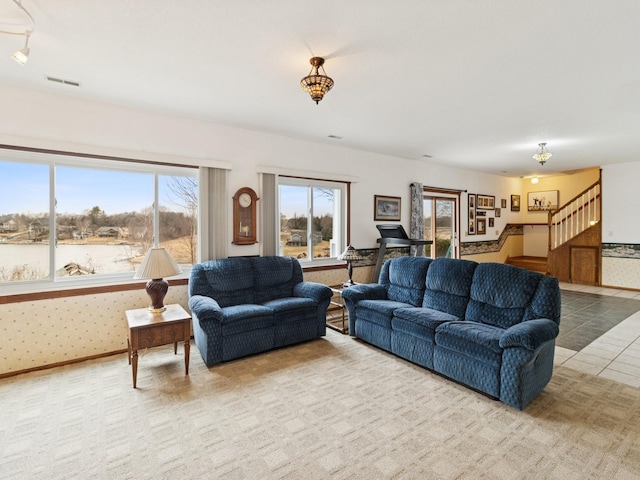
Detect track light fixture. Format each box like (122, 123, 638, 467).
(12, 31, 30, 65)
(1, 1, 35, 65)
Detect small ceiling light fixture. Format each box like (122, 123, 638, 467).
(531, 176, 539, 184)
(533, 142, 553, 166)
(1, 1, 35, 65)
(300, 56, 334, 104)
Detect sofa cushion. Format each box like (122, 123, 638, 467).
(262, 297, 318, 324)
(251, 256, 303, 303)
(435, 321, 504, 367)
(392, 307, 459, 340)
(356, 299, 413, 328)
(220, 304, 273, 336)
(380, 256, 432, 306)
(466, 263, 542, 329)
(423, 258, 477, 317)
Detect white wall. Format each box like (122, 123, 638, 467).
(0, 83, 520, 252)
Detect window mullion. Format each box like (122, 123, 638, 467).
(50, 164, 56, 280)
(307, 186, 313, 259)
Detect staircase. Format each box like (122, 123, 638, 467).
(506, 179, 601, 283)
(546, 180, 602, 284)
(506, 256, 548, 274)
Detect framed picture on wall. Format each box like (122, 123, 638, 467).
(477, 218, 486, 235)
(374, 195, 401, 221)
(511, 194, 521, 212)
(501, 198, 507, 208)
(477, 194, 495, 210)
(495, 208, 501, 218)
(468, 193, 476, 235)
(527, 190, 559, 211)
(489, 217, 494, 228)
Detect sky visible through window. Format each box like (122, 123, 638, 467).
(0, 162, 181, 215)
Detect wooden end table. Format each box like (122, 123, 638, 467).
(327, 285, 353, 334)
(126, 303, 191, 388)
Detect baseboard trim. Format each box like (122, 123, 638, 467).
(0, 349, 128, 379)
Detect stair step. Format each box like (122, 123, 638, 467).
(506, 256, 548, 274)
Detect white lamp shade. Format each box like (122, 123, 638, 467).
(133, 247, 181, 280)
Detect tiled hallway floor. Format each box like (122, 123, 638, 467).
(556, 282, 640, 388)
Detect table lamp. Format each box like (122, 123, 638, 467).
(133, 247, 182, 313)
(337, 245, 363, 287)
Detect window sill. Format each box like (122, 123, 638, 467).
(0, 276, 189, 304)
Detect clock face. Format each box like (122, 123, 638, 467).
(239, 192, 252, 208)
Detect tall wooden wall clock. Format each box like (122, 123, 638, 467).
(232, 187, 259, 245)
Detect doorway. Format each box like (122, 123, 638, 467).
(423, 191, 459, 258)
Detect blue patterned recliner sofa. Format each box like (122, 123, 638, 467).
(189, 256, 332, 367)
(342, 256, 561, 409)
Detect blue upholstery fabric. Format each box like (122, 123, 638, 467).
(251, 256, 302, 303)
(466, 263, 541, 329)
(188, 256, 332, 366)
(423, 258, 477, 317)
(499, 319, 559, 350)
(344, 256, 561, 410)
(356, 299, 413, 328)
(392, 307, 459, 338)
(380, 256, 432, 306)
(342, 284, 387, 335)
(219, 304, 273, 336)
(189, 257, 254, 307)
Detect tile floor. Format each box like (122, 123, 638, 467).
(556, 282, 640, 388)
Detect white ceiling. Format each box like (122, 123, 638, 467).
(1, 1, 639, 178)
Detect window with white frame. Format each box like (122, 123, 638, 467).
(0, 153, 198, 289)
(278, 177, 347, 263)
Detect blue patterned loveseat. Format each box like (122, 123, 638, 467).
(342, 257, 561, 409)
(188, 256, 332, 367)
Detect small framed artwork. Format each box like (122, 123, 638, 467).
(374, 195, 401, 221)
(495, 208, 501, 218)
(527, 190, 559, 212)
(477, 194, 495, 210)
(467, 193, 476, 235)
(477, 218, 486, 235)
(489, 217, 495, 228)
(501, 198, 507, 208)
(476, 210, 486, 217)
(511, 194, 521, 212)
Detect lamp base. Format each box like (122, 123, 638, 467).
(145, 278, 168, 313)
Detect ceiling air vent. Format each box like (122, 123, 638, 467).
(45, 76, 80, 87)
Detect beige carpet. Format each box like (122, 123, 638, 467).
(1, 331, 639, 480)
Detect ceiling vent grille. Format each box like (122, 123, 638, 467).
(45, 76, 80, 87)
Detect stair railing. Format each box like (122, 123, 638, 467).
(548, 180, 601, 250)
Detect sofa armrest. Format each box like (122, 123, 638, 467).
(499, 319, 559, 350)
(341, 283, 387, 303)
(188, 295, 223, 323)
(294, 281, 333, 303)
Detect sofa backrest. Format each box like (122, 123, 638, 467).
(423, 258, 478, 317)
(189, 257, 255, 307)
(379, 256, 432, 306)
(188, 256, 303, 307)
(465, 262, 561, 329)
(251, 256, 303, 303)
